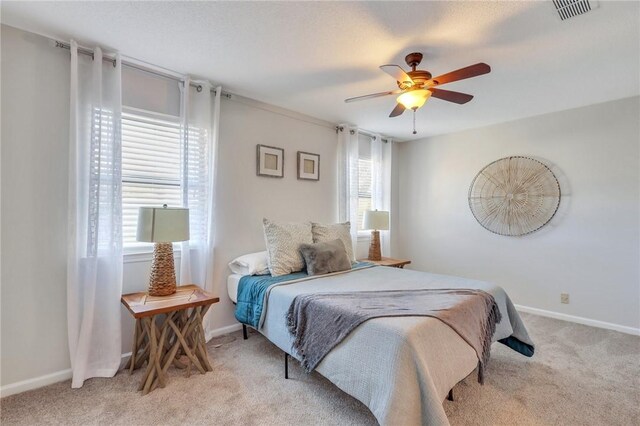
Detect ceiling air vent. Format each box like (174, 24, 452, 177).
(552, 0, 598, 21)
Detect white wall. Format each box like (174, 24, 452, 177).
(1, 25, 338, 390)
(396, 97, 640, 330)
(206, 96, 338, 335)
(1, 24, 72, 388)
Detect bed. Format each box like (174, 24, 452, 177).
(229, 264, 534, 426)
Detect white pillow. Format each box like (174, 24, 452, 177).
(263, 219, 313, 277)
(312, 222, 355, 262)
(228, 251, 270, 276)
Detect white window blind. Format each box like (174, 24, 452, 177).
(357, 136, 373, 231)
(182, 123, 210, 249)
(121, 108, 182, 249)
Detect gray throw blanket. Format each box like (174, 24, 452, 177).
(286, 288, 502, 384)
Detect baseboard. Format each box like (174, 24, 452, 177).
(0, 368, 73, 399)
(1, 323, 242, 398)
(0, 352, 134, 399)
(515, 304, 640, 336)
(205, 323, 243, 341)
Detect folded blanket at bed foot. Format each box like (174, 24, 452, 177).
(286, 288, 504, 384)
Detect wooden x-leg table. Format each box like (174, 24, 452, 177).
(121, 285, 219, 394)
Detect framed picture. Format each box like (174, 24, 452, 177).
(256, 144, 284, 178)
(297, 151, 320, 181)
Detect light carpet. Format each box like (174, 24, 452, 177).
(1, 313, 639, 425)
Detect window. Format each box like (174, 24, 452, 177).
(357, 135, 373, 233)
(121, 108, 183, 250)
(120, 66, 212, 252)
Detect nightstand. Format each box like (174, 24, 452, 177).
(121, 284, 219, 394)
(360, 257, 411, 268)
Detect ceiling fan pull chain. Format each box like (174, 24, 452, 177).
(413, 110, 417, 135)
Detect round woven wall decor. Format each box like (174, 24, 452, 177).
(468, 156, 561, 236)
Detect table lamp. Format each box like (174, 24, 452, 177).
(137, 205, 190, 296)
(363, 210, 389, 261)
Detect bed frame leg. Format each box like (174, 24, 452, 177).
(447, 389, 454, 401)
(284, 353, 289, 379)
(242, 324, 248, 340)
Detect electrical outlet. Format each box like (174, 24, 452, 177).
(561, 293, 569, 304)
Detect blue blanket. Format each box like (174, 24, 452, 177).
(235, 262, 373, 328)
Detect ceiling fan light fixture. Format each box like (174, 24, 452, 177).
(397, 89, 431, 110)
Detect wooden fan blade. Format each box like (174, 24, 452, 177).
(431, 63, 491, 86)
(389, 103, 406, 117)
(429, 88, 474, 104)
(344, 89, 403, 103)
(380, 65, 414, 86)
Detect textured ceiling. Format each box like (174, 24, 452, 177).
(2, 1, 639, 140)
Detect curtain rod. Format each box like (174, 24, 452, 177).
(54, 40, 336, 132)
(335, 126, 389, 143)
(54, 41, 231, 98)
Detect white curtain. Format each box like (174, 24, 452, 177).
(371, 134, 393, 256)
(67, 41, 123, 388)
(179, 79, 221, 338)
(337, 124, 360, 249)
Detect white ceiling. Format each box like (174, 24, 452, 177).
(2, 1, 639, 140)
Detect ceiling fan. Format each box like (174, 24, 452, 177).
(345, 52, 491, 134)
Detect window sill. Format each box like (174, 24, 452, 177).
(124, 248, 182, 264)
(357, 232, 371, 242)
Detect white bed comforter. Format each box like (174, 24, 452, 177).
(259, 266, 533, 426)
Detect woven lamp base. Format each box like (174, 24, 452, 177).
(148, 242, 177, 296)
(368, 230, 382, 261)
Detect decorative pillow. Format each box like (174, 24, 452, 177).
(299, 239, 352, 276)
(311, 222, 355, 262)
(228, 251, 270, 276)
(263, 219, 313, 277)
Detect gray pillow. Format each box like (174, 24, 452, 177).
(299, 239, 352, 276)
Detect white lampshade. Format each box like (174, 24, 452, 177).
(363, 210, 389, 231)
(136, 206, 190, 243)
